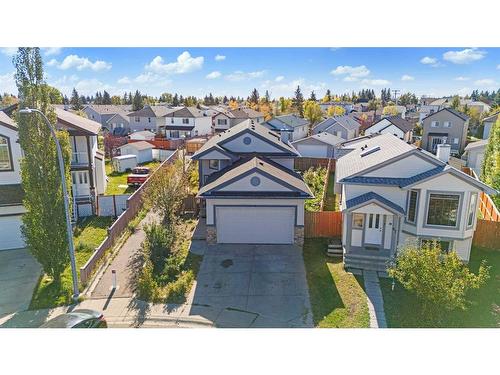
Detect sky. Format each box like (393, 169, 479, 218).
(0, 47, 499, 100)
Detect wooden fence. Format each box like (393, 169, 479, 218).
(304, 211, 342, 238)
(462, 167, 500, 222)
(294, 157, 334, 172)
(472, 219, 500, 250)
(79, 149, 180, 285)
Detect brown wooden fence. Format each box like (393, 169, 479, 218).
(472, 219, 500, 250)
(79, 149, 180, 285)
(462, 167, 500, 222)
(294, 157, 334, 172)
(304, 211, 342, 238)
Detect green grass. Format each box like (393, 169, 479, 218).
(323, 172, 338, 211)
(105, 160, 160, 195)
(381, 247, 500, 327)
(303, 238, 370, 327)
(29, 216, 114, 310)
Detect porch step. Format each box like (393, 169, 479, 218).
(344, 254, 390, 273)
(326, 247, 343, 257)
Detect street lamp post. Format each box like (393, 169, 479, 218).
(19, 108, 79, 302)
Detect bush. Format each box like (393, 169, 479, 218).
(143, 222, 176, 275)
(136, 260, 161, 301)
(303, 167, 327, 211)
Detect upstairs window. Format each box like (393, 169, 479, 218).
(0, 135, 12, 171)
(209, 160, 220, 170)
(135, 116, 140, 122)
(148, 117, 151, 123)
(182, 118, 190, 124)
(426, 193, 460, 227)
(406, 190, 419, 224)
(467, 193, 477, 227)
(431, 121, 439, 127)
(443, 121, 451, 128)
(218, 119, 228, 125)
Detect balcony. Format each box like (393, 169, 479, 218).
(71, 151, 89, 166)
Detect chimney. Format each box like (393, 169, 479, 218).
(279, 130, 289, 143)
(436, 143, 451, 163)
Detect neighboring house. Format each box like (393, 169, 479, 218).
(463, 139, 488, 177)
(106, 113, 131, 135)
(335, 133, 496, 272)
(263, 114, 310, 142)
(55, 108, 106, 217)
(364, 116, 414, 142)
(291, 132, 344, 158)
(83, 104, 132, 132)
(418, 104, 442, 122)
(319, 102, 355, 114)
(191, 121, 312, 246)
(213, 108, 265, 132)
(313, 115, 361, 140)
(129, 130, 156, 141)
(127, 105, 174, 133)
(427, 98, 491, 114)
(161, 107, 212, 139)
(482, 112, 499, 139)
(421, 108, 469, 156)
(0, 111, 26, 250)
(118, 141, 154, 164)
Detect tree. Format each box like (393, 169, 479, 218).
(70, 88, 82, 110)
(481, 115, 500, 206)
(322, 89, 332, 103)
(303, 100, 323, 134)
(172, 93, 180, 106)
(43, 85, 63, 105)
(309, 91, 317, 101)
(450, 95, 461, 110)
(264, 90, 270, 103)
(278, 97, 292, 114)
(111, 95, 122, 105)
(132, 90, 144, 111)
(382, 105, 398, 116)
(13, 47, 72, 281)
(326, 105, 346, 117)
(228, 99, 239, 110)
(293, 85, 304, 117)
(249, 88, 259, 105)
(102, 90, 112, 104)
(388, 240, 489, 323)
(1, 92, 18, 107)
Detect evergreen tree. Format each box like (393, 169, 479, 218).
(13, 47, 72, 281)
(70, 88, 82, 110)
(249, 88, 259, 104)
(172, 93, 180, 106)
(293, 85, 304, 117)
(264, 90, 270, 103)
(325, 89, 332, 102)
(132, 90, 144, 111)
(309, 91, 317, 101)
(80, 95, 87, 105)
(102, 90, 111, 104)
(223, 95, 228, 104)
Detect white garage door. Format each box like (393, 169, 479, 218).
(216, 206, 295, 244)
(0, 216, 25, 250)
(297, 144, 328, 158)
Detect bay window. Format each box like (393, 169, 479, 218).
(0, 135, 12, 171)
(426, 193, 460, 227)
(467, 193, 477, 227)
(406, 190, 419, 224)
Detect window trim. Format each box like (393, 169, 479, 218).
(431, 121, 439, 128)
(443, 121, 451, 128)
(405, 189, 420, 225)
(423, 190, 463, 231)
(352, 213, 364, 229)
(0, 134, 14, 172)
(208, 159, 220, 171)
(467, 193, 478, 228)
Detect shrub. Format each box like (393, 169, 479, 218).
(136, 260, 161, 301)
(143, 222, 176, 275)
(303, 167, 327, 211)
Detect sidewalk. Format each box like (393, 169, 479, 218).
(88, 212, 158, 299)
(363, 270, 387, 328)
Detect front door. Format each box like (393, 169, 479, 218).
(72, 171, 90, 197)
(365, 213, 383, 245)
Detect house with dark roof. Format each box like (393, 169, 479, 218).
(161, 106, 212, 139)
(364, 115, 415, 142)
(263, 114, 310, 142)
(212, 107, 265, 132)
(335, 133, 495, 272)
(127, 105, 176, 133)
(312, 115, 361, 140)
(191, 121, 312, 246)
(83, 104, 132, 133)
(421, 107, 469, 155)
(291, 132, 344, 158)
(481, 111, 499, 139)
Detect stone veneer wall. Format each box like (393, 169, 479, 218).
(294, 226, 304, 247)
(206, 225, 217, 245)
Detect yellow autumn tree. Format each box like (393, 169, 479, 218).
(383, 105, 399, 116)
(326, 105, 346, 117)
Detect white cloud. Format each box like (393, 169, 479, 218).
(145, 51, 204, 75)
(401, 75, 414, 81)
(361, 78, 391, 86)
(261, 78, 326, 97)
(225, 70, 265, 81)
(343, 76, 359, 82)
(454, 76, 470, 81)
(497, 64, 500, 70)
(443, 48, 486, 64)
(215, 54, 226, 61)
(474, 78, 497, 87)
(0, 71, 16, 94)
(206, 71, 221, 79)
(275, 75, 285, 82)
(0, 48, 17, 57)
(117, 76, 131, 84)
(330, 65, 370, 78)
(74, 78, 113, 95)
(420, 56, 437, 65)
(457, 87, 471, 96)
(42, 47, 62, 56)
(56, 54, 112, 71)
(47, 58, 58, 67)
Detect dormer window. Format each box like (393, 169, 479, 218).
(0, 135, 13, 171)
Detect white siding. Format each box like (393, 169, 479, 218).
(365, 154, 436, 178)
(223, 133, 285, 154)
(219, 172, 291, 193)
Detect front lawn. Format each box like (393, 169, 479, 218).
(105, 160, 161, 195)
(381, 247, 500, 327)
(29, 216, 114, 309)
(303, 238, 370, 327)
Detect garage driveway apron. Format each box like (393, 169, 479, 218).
(186, 244, 313, 328)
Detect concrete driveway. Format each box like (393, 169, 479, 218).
(186, 243, 313, 328)
(0, 249, 41, 317)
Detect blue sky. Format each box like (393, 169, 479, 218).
(0, 47, 499, 99)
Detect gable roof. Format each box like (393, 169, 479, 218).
(192, 120, 299, 159)
(106, 112, 130, 124)
(273, 114, 310, 128)
(0, 111, 17, 131)
(128, 105, 175, 118)
(84, 104, 132, 115)
(292, 132, 344, 147)
(423, 107, 469, 122)
(163, 106, 204, 118)
(370, 115, 414, 133)
(240, 107, 264, 118)
(346, 192, 405, 215)
(313, 115, 361, 134)
(197, 156, 313, 198)
(119, 140, 154, 151)
(55, 107, 101, 135)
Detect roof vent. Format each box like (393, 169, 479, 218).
(360, 146, 381, 157)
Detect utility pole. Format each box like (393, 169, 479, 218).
(392, 89, 401, 105)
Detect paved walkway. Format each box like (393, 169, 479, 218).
(363, 270, 387, 328)
(89, 212, 158, 299)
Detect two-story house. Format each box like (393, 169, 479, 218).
(313, 115, 361, 140)
(335, 133, 496, 273)
(364, 115, 414, 142)
(421, 108, 469, 156)
(0, 111, 25, 250)
(83, 104, 132, 133)
(161, 106, 212, 139)
(127, 105, 174, 133)
(263, 114, 310, 142)
(191, 120, 312, 246)
(212, 108, 265, 133)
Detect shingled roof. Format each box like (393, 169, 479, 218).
(313, 115, 361, 134)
